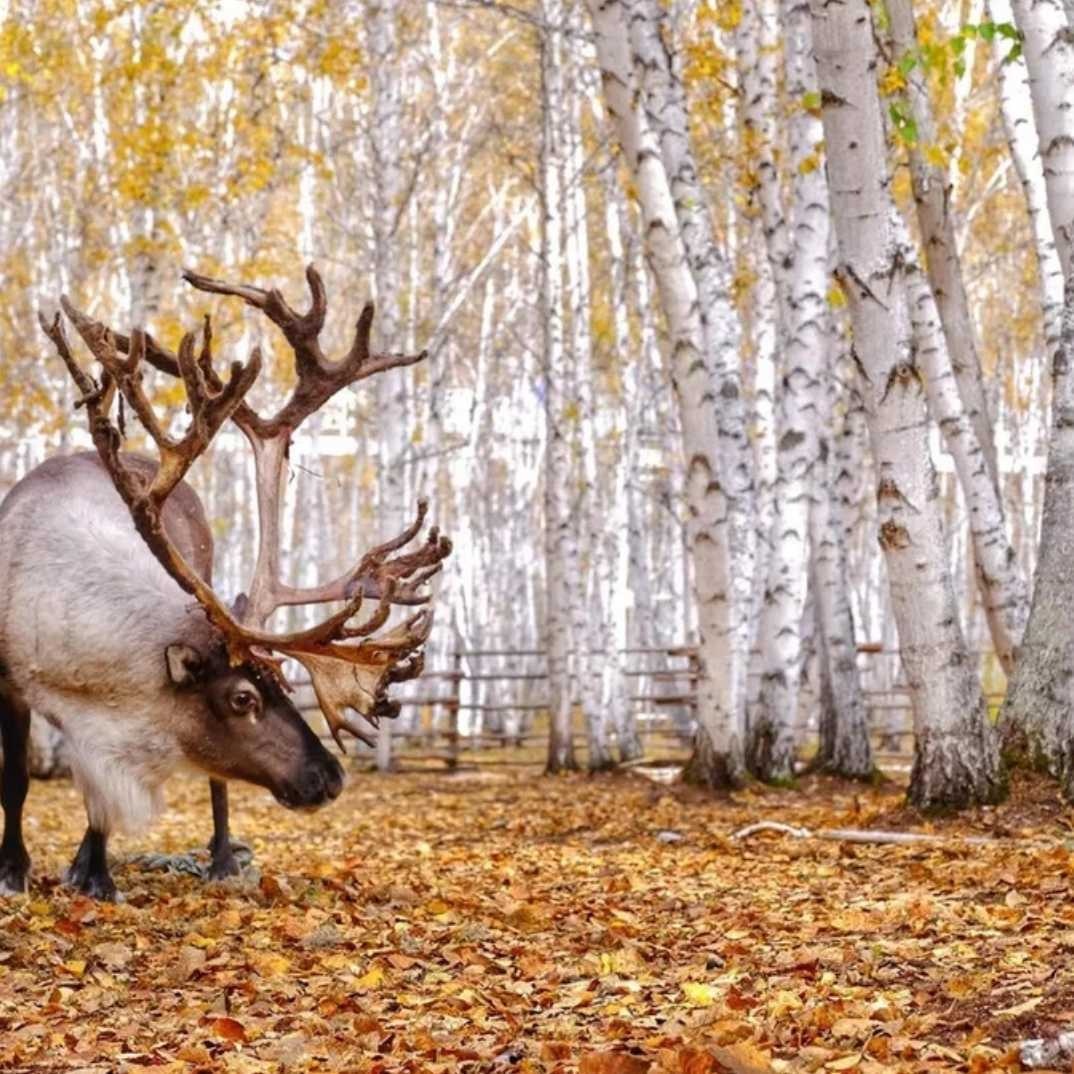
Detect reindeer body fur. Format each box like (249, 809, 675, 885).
(0, 452, 216, 832)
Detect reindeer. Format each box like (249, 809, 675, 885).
(0, 267, 450, 899)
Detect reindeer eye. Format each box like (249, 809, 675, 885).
(230, 688, 260, 716)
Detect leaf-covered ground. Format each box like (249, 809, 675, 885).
(2, 767, 1074, 1073)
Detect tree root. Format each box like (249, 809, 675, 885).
(729, 820, 998, 846)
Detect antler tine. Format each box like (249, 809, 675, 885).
(61, 298, 262, 507)
(183, 264, 327, 376)
(180, 265, 428, 438)
(38, 310, 113, 411)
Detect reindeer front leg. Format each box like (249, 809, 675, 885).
(65, 827, 116, 901)
(206, 779, 246, 880)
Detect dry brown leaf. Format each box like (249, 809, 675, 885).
(710, 1041, 773, 1074)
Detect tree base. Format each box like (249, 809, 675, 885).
(908, 727, 1006, 812)
(587, 758, 619, 775)
(545, 757, 580, 775)
(681, 730, 745, 792)
(809, 743, 876, 782)
(748, 719, 797, 785)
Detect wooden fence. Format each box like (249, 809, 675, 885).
(291, 644, 1005, 769)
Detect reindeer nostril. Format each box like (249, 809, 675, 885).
(325, 762, 344, 800)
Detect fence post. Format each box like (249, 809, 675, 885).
(447, 650, 463, 770)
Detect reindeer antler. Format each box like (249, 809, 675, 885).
(41, 272, 451, 753)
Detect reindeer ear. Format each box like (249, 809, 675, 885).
(165, 644, 203, 687)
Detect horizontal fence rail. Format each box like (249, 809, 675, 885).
(286, 644, 1004, 769)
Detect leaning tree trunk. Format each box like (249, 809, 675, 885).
(1000, 0, 1074, 780)
(1010, 0, 1074, 274)
(811, 0, 1002, 810)
(886, 0, 1027, 674)
(586, 0, 746, 787)
(887, 0, 1001, 490)
(895, 223, 1030, 677)
(625, 0, 756, 784)
(988, 0, 1065, 361)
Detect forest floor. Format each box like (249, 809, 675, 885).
(1, 767, 1073, 1074)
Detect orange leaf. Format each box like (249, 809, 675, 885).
(580, 1051, 652, 1074)
(210, 1017, 247, 1043)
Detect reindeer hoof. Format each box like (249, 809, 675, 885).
(207, 852, 241, 880)
(207, 840, 252, 881)
(64, 860, 118, 902)
(0, 850, 30, 895)
(65, 871, 118, 901)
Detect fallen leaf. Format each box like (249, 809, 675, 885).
(580, 1052, 652, 1074)
(710, 1041, 773, 1074)
(682, 982, 719, 1006)
(210, 1016, 247, 1043)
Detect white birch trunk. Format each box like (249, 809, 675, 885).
(368, 0, 404, 773)
(1002, 0, 1074, 780)
(1005, 281, 1074, 789)
(887, 0, 1002, 490)
(989, 0, 1066, 360)
(751, 0, 871, 780)
(563, 55, 613, 771)
(624, 0, 757, 781)
(746, 0, 830, 781)
(585, 0, 746, 785)
(896, 223, 1029, 675)
(1010, 0, 1074, 275)
(600, 156, 643, 761)
(811, 432, 873, 778)
(540, 8, 579, 774)
(811, 0, 1002, 810)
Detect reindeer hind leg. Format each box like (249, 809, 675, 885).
(0, 674, 32, 894)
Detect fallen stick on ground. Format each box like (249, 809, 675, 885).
(1020, 1031, 1074, 1069)
(730, 820, 998, 846)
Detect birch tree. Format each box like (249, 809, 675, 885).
(783, 0, 870, 780)
(1002, 0, 1074, 784)
(810, 0, 1002, 809)
(886, 0, 1028, 675)
(540, 7, 579, 774)
(584, 0, 747, 786)
(627, 0, 757, 726)
(988, 0, 1065, 360)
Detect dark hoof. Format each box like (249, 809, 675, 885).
(208, 852, 241, 881)
(207, 840, 252, 881)
(64, 860, 117, 901)
(0, 850, 30, 895)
